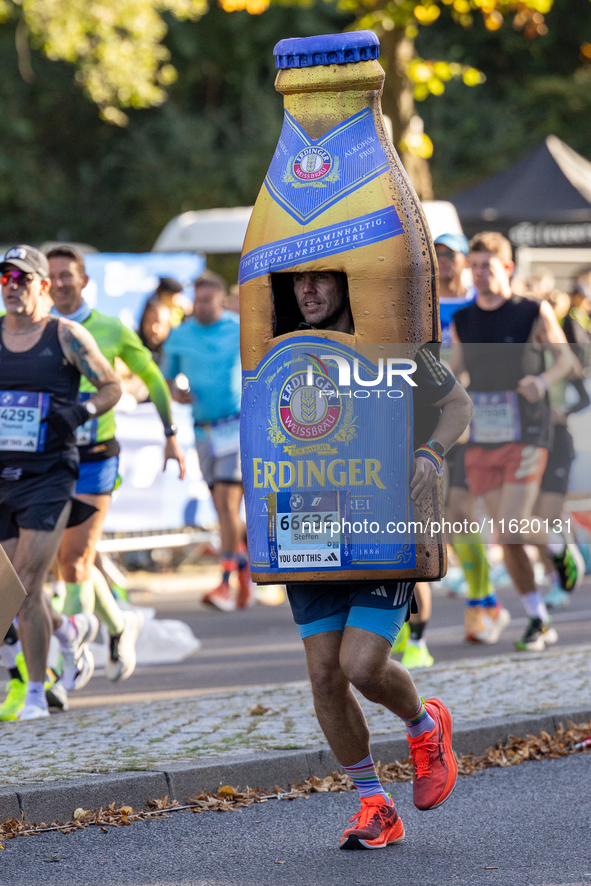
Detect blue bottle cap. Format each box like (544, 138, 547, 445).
(274, 31, 379, 70)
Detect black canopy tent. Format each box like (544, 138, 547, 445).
(450, 136, 591, 250)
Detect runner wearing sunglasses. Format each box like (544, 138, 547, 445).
(0, 245, 121, 720)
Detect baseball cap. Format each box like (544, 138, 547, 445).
(158, 276, 183, 294)
(1, 245, 50, 277)
(434, 233, 469, 256)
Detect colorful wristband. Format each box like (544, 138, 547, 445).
(537, 374, 549, 391)
(415, 444, 444, 473)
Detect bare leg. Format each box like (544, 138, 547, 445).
(212, 483, 243, 555)
(58, 494, 111, 583)
(446, 486, 475, 526)
(483, 481, 541, 596)
(303, 632, 370, 765)
(411, 582, 432, 623)
(304, 628, 420, 767)
(58, 494, 124, 635)
(12, 503, 71, 683)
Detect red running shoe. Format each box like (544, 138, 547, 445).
(407, 698, 457, 811)
(237, 563, 256, 609)
(203, 581, 236, 612)
(340, 794, 405, 850)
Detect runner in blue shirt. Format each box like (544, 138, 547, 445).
(435, 233, 477, 347)
(162, 271, 253, 611)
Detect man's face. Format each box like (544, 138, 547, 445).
(469, 251, 514, 297)
(435, 244, 466, 285)
(142, 304, 171, 347)
(193, 284, 224, 325)
(1, 265, 47, 316)
(293, 272, 346, 327)
(48, 256, 88, 314)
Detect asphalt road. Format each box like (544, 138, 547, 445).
(73, 577, 591, 707)
(1, 753, 589, 886)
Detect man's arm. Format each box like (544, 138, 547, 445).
(119, 325, 186, 479)
(58, 319, 121, 414)
(411, 381, 473, 504)
(517, 301, 575, 403)
(136, 361, 186, 479)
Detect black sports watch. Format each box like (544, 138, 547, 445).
(164, 425, 178, 438)
(426, 439, 445, 457)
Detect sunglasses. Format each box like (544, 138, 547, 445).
(436, 249, 459, 261)
(1, 270, 36, 287)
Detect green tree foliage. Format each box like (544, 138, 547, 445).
(0, 0, 589, 251)
(0, 2, 352, 249)
(415, 0, 591, 194)
(0, 0, 208, 123)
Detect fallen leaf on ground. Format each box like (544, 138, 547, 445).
(250, 704, 271, 716)
(1, 720, 588, 843)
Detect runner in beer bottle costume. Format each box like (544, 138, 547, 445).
(239, 34, 473, 850)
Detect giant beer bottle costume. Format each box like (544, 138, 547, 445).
(239, 31, 445, 583)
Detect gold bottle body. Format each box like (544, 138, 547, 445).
(240, 56, 445, 582)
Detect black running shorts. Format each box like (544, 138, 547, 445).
(446, 442, 469, 493)
(541, 424, 575, 496)
(0, 466, 79, 540)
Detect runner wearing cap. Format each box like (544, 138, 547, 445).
(0, 245, 122, 720)
(451, 232, 574, 652)
(435, 233, 477, 347)
(46, 245, 185, 685)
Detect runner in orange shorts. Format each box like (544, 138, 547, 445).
(451, 232, 574, 651)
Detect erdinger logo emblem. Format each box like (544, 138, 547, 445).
(293, 147, 332, 181)
(279, 368, 341, 441)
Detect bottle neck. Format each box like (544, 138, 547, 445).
(276, 61, 384, 140)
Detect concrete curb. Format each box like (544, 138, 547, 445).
(2, 706, 589, 825)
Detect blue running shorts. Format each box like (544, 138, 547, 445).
(76, 456, 120, 496)
(286, 580, 415, 645)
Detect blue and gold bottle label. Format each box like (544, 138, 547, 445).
(265, 108, 390, 224)
(241, 337, 417, 573)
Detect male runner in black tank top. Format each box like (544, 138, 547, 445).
(450, 232, 574, 652)
(0, 245, 121, 720)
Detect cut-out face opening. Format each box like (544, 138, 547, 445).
(272, 271, 353, 336)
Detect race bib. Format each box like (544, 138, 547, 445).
(268, 491, 351, 571)
(0, 390, 50, 453)
(209, 416, 240, 458)
(75, 392, 98, 446)
(470, 391, 521, 444)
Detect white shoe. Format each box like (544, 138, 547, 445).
(479, 605, 511, 644)
(17, 703, 49, 721)
(516, 617, 558, 652)
(46, 678, 69, 711)
(106, 610, 144, 682)
(61, 613, 100, 691)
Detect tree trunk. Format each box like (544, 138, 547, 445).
(378, 27, 433, 200)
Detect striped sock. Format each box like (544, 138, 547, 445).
(221, 555, 237, 584)
(404, 699, 436, 738)
(342, 754, 389, 801)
